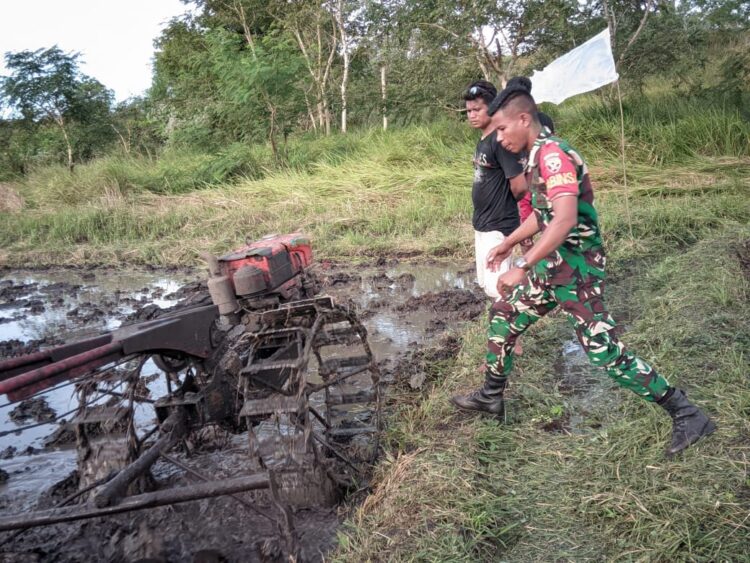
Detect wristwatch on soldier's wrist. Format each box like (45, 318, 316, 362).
(514, 256, 530, 271)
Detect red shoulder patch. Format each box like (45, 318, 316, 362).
(538, 143, 578, 200)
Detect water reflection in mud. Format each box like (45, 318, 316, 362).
(352, 264, 475, 356)
(0, 270, 190, 343)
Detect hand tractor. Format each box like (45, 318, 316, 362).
(0, 234, 381, 550)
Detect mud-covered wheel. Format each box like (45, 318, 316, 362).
(237, 297, 382, 503)
(310, 306, 381, 470)
(153, 353, 189, 373)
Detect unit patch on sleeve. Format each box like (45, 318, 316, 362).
(546, 172, 576, 189)
(542, 151, 562, 173)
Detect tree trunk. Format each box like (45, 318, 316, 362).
(267, 102, 279, 161)
(335, 0, 349, 133)
(323, 95, 331, 135)
(291, 19, 337, 137)
(57, 117, 74, 173)
(236, 3, 281, 155)
(303, 88, 317, 131)
(602, 0, 617, 44)
(340, 51, 348, 133)
(380, 64, 388, 131)
(340, 85, 347, 134)
(617, 0, 655, 68)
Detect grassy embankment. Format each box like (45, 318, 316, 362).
(1, 89, 749, 559)
(0, 92, 748, 266)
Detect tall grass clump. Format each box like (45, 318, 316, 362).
(18, 145, 275, 206)
(281, 120, 474, 171)
(552, 91, 750, 164)
(598, 188, 750, 258)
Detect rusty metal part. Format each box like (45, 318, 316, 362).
(0, 334, 113, 380)
(160, 453, 277, 523)
(112, 304, 219, 358)
(0, 305, 220, 402)
(0, 342, 124, 402)
(240, 295, 382, 478)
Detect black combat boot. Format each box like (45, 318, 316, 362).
(450, 371, 506, 417)
(659, 388, 716, 457)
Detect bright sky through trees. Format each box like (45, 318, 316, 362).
(0, 0, 188, 101)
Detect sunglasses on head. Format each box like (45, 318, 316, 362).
(469, 85, 489, 96)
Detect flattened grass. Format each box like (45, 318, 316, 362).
(1, 135, 748, 267)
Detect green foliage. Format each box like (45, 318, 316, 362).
(718, 47, 750, 108)
(546, 90, 750, 164)
(1, 47, 82, 121)
(0, 46, 116, 170)
(150, 11, 308, 153)
(206, 28, 305, 142)
(110, 97, 166, 158)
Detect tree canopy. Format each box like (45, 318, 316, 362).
(1, 46, 115, 172)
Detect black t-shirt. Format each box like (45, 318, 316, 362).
(471, 133, 524, 234)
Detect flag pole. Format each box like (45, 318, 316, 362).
(615, 80, 634, 240)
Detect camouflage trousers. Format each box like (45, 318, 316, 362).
(487, 274, 671, 402)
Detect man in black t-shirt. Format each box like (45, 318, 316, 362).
(464, 81, 527, 300)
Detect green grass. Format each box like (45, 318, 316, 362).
(547, 91, 750, 164)
(2, 153, 746, 267)
(335, 225, 750, 562)
(0, 123, 476, 265)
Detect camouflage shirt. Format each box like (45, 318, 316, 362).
(526, 131, 606, 285)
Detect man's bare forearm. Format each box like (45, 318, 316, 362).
(509, 175, 527, 200)
(522, 221, 574, 267)
(505, 215, 540, 248)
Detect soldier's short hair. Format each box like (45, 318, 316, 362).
(490, 91, 540, 127)
(488, 75, 539, 124)
(502, 92, 539, 119)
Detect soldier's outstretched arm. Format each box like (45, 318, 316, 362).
(486, 214, 540, 270)
(520, 196, 577, 269)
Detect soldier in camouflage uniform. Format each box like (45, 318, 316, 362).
(451, 86, 716, 457)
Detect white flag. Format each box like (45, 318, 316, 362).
(530, 29, 619, 105)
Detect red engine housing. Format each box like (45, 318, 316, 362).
(218, 233, 312, 297)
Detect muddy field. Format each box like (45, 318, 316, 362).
(0, 260, 486, 562)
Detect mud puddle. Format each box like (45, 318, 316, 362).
(0, 269, 197, 501)
(0, 260, 482, 561)
(541, 264, 642, 435)
(316, 262, 482, 378)
(543, 339, 619, 434)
